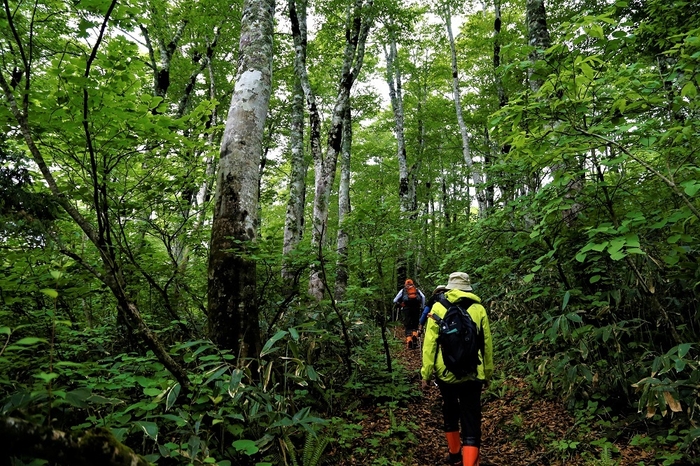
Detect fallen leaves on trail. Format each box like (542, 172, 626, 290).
(335, 329, 658, 466)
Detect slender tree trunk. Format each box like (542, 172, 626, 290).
(207, 0, 275, 363)
(440, 4, 487, 218)
(492, 0, 512, 204)
(335, 104, 352, 301)
(383, 25, 415, 287)
(526, 0, 551, 93)
(525, 0, 583, 221)
(384, 27, 412, 214)
(140, 19, 188, 99)
(194, 59, 220, 228)
(282, 75, 308, 282)
(524, 0, 551, 195)
(290, 0, 374, 300)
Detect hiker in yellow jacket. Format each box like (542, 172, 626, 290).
(421, 272, 493, 466)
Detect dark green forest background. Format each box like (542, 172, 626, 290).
(1, 0, 698, 464)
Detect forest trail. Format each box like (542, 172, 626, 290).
(336, 328, 656, 466)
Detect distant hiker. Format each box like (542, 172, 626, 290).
(418, 284, 448, 333)
(392, 278, 425, 349)
(420, 272, 493, 466)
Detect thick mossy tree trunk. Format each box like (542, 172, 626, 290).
(207, 0, 275, 362)
(1, 417, 148, 466)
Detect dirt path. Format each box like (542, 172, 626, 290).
(336, 330, 656, 466)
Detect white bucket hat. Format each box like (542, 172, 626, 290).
(445, 272, 472, 292)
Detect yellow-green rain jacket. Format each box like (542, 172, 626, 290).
(420, 289, 493, 383)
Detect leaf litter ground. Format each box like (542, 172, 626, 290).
(333, 328, 657, 466)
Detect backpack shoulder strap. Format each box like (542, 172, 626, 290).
(437, 295, 455, 311)
(440, 296, 476, 312)
(429, 295, 454, 323)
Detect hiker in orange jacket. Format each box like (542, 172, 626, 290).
(421, 272, 493, 466)
(392, 278, 425, 349)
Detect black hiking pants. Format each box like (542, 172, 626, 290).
(436, 379, 483, 447)
(401, 302, 420, 336)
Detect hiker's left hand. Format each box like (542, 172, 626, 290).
(421, 380, 429, 391)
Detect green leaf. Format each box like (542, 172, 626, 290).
(677, 343, 692, 358)
(232, 439, 259, 455)
(623, 234, 641, 248)
(587, 24, 604, 39)
(134, 421, 159, 440)
(0, 327, 10, 336)
(579, 62, 595, 80)
(523, 274, 535, 283)
(609, 250, 626, 261)
(65, 388, 92, 408)
(40, 289, 58, 299)
(562, 291, 571, 311)
(589, 275, 601, 284)
(166, 383, 180, 411)
(289, 327, 299, 341)
(591, 242, 608, 252)
(33, 372, 59, 382)
(575, 252, 587, 263)
(663, 254, 680, 266)
(306, 365, 320, 382)
(143, 387, 162, 397)
(204, 365, 228, 385)
(260, 330, 288, 357)
(15, 337, 46, 346)
(228, 369, 245, 395)
(608, 238, 625, 254)
(681, 181, 700, 196)
(674, 358, 686, 372)
(681, 82, 697, 98)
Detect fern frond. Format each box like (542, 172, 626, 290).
(282, 431, 300, 466)
(302, 432, 317, 466)
(308, 436, 330, 466)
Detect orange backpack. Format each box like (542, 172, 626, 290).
(403, 280, 419, 302)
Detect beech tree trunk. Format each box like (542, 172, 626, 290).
(335, 105, 352, 301)
(282, 75, 308, 282)
(383, 25, 415, 287)
(290, 0, 374, 300)
(440, 3, 488, 218)
(207, 0, 275, 362)
(526, 0, 551, 93)
(384, 26, 412, 214)
(492, 0, 512, 204)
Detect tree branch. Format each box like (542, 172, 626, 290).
(577, 129, 700, 222)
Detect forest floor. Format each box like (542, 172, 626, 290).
(335, 328, 660, 466)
